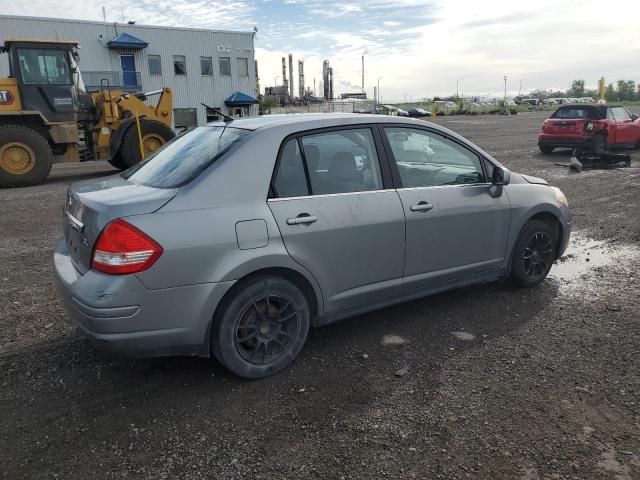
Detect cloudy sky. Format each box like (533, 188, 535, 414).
(2, 0, 639, 101)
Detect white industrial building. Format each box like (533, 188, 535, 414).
(0, 15, 259, 126)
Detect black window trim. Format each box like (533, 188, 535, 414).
(375, 123, 491, 189)
(269, 124, 395, 200)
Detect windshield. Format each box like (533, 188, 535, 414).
(122, 126, 248, 188)
(17, 48, 72, 85)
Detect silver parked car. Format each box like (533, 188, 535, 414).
(54, 114, 572, 378)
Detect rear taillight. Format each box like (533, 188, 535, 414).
(91, 219, 163, 275)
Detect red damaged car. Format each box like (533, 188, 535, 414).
(538, 104, 640, 153)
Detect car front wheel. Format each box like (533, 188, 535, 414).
(510, 219, 557, 288)
(211, 275, 311, 378)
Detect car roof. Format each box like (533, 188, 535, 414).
(556, 104, 607, 110)
(207, 113, 435, 131)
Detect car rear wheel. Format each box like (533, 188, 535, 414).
(538, 145, 554, 154)
(211, 275, 310, 378)
(510, 219, 557, 288)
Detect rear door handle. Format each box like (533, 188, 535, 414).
(286, 214, 318, 225)
(410, 201, 434, 212)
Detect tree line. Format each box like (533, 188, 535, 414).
(526, 79, 639, 102)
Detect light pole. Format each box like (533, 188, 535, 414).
(377, 77, 383, 106)
(518, 79, 525, 98)
(503, 75, 508, 114)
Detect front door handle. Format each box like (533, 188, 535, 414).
(286, 214, 318, 225)
(410, 201, 434, 212)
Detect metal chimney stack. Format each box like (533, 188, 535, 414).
(282, 57, 288, 96)
(322, 60, 330, 100)
(298, 60, 305, 99)
(328, 67, 334, 100)
(288, 53, 294, 98)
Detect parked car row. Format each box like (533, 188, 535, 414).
(55, 113, 571, 378)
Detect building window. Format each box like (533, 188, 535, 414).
(219, 57, 231, 76)
(174, 108, 197, 129)
(148, 55, 162, 75)
(205, 106, 221, 123)
(173, 55, 186, 75)
(201, 57, 213, 76)
(236, 57, 248, 77)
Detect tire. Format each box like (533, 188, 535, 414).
(0, 125, 53, 187)
(211, 275, 311, 379)
(538, 145, 554, 154)
(108, 152, 128, 171)
(510, 219, 557, 288)
(118, 119, 175, 168)
(590, 133, 606, 154)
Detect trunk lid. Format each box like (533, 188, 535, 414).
(543, 118, 587, 135)
(63, 175, 177, 274)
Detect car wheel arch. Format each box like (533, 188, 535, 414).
(518, 210, 564, 259)
(202, 265, 323, 357)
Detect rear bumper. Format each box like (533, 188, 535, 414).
(54, 240, 235, 358)
(538, 133, 587, 148)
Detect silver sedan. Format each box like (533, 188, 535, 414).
(54, 114, 572, 378)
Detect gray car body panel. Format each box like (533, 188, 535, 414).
(53, 113, 572, 358)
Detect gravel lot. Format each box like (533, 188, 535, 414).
(1, 111, 639, 479)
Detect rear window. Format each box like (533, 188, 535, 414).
(122, 126, 248, 188)
(551, 107, 602, 120)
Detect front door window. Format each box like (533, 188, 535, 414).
(384, 127, 485, 187)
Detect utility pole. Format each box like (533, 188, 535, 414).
(377, 77, 382, 106)
(361, 55, 365, 93)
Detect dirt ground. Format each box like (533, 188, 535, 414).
(1, 112, 639, 479)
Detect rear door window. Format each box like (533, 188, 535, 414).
(300, 129, 383, 195)
(122, 126, 247, 188)
(273, 139, 309, 198)
(272, 128, 384, 198)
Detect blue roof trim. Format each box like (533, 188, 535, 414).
(107, 32, 148, 49)
(225, 91, 259, 106)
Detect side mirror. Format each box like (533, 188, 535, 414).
(631, 114, 639, 121)
(489, 167, 510, 197)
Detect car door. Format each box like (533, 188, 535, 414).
(609, 107, 637, 144)
(380, 125, 511, 289)
(268, 127, 405, 312)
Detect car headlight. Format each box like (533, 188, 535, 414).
(552, 186, 568, 206)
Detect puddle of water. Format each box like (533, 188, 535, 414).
(550, 231, 640, 282)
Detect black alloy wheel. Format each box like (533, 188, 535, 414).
(235, 293, 301, 365)
(521, 231, 554, 282)
(212, 275, 310, 378)
(510, 219, 557, 287)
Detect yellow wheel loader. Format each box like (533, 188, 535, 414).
(0, 39, 175, 187)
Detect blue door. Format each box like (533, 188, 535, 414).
(120, 55, 137, 88)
